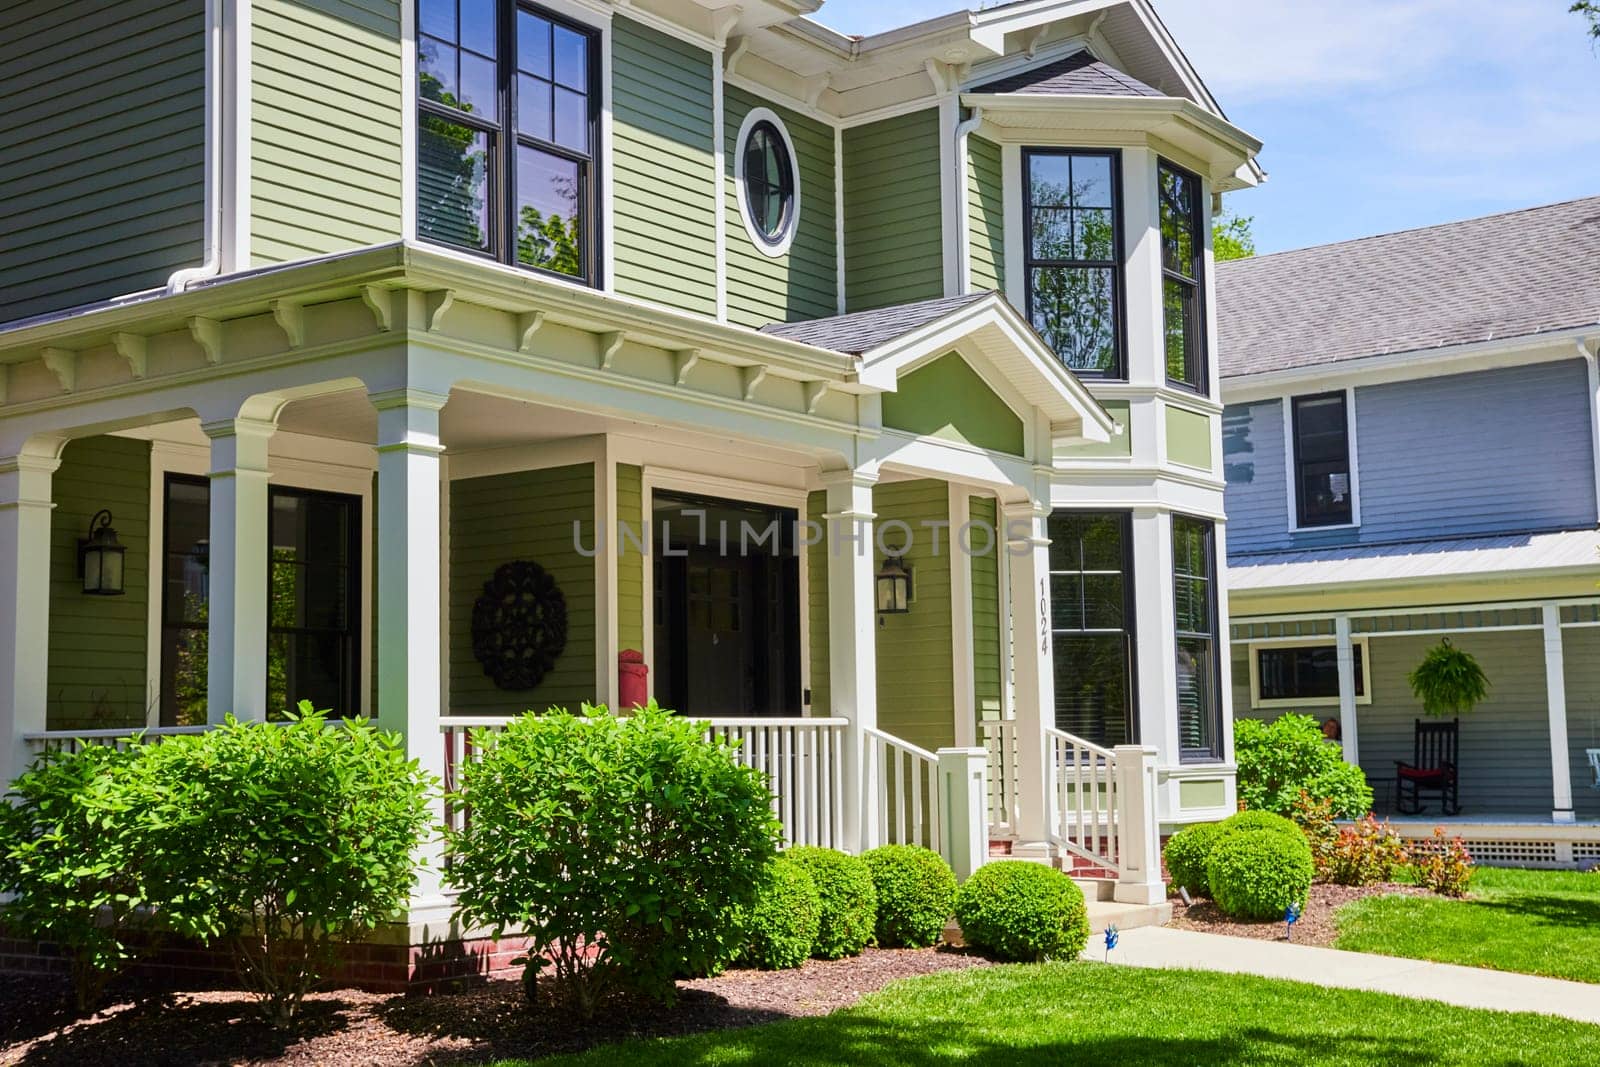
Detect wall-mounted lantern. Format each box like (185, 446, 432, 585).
(79, 509, 127, 596)
(876, 555, 912, 617)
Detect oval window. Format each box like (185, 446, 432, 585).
(738, 114, 798, 255)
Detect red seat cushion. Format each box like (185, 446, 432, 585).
(1398, 766, 1450, 783)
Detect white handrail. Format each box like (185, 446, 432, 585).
(863, 726, 942, 853)
(1045, 726, 1121, 874)
(21, 721, 293, 755)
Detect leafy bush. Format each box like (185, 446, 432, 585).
(1219, 810, 1304, 840)
(1163, 822, 1226, 897)
(0, 744, 194, 1011)
(1290, 791, 1339, 876)
(1205, 829, 1314, 920)
(786, 846, 878, 960)
(1234, 714, 1373, 819)
(861, 845, 956, 948)
(736, 856, 821, 970)
(1409, 639, 1490, 717)
(447, 707, 780, 1016)
(145, 708, 434, 1024)
(1414, 829, 1474, 897)
(1325, 816, 1410, 887)
(954, 861, 1089, 963)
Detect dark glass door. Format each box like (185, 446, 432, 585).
(268, 487, 361, 718)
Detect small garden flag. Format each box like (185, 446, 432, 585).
(1104, 923, 1119, 961)
(1284, 902, 1302, 942)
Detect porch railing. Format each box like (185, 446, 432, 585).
(863, 727, 941, 853)
(979, 720, 1021, 834)
(441, 716, 850, 849)
(1045, 726, 1120, 873)
(21, 723, 260, 756)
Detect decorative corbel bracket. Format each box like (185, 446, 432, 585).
(673, 348, 700, 387)
(361, 285, 394, 332)
(740, 364, 768, 402)
(597, 330, 626, 370)
(188, 317, 222, 364)
(803, 380, 831, 415)
(270, 299, 305, 348)
(801, 72, 831, 108)
(111, 333, 148, 379)
(724, 35, 750, 76)
(40, 347, 77, 393)
(425, 289, 456, 332)
(518, 311, 548, 353)
(709, 5, 742, 46)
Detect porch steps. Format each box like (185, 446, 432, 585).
(983, 839, 1172, 932)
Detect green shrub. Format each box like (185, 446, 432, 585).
(785, 847, 878, 960)
(447, 707, 781, 1016)
(1163, 822, 1225, 897)
(1206, 828, 1314, 920)
(1414, 829, 1474, 897)
(1290, 791, 1340, 875)
(1219, 810, 1304, 839)
(953, 861, 1089, 963)
(1234, 714, 1373, 819)
(146, 707, 435, 1024)
(1326, 816, 1410, 887)
(862, 845, 956, 948)
(736, 856, 821, 970)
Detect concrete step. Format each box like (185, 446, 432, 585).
(1085, 898, 1171, 936)
(1073, 877, 1117, 902)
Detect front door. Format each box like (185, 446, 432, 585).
(652, 492, 800, 717)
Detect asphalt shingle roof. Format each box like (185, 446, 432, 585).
(1216, 195, 1600, 379)
(760, 292, 991, 354)
(969, 50, 1165, 98)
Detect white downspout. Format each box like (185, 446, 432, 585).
(1582, 337, 1600, 524)
(954, 105, 985, 296)
(167, 0, 224, 293)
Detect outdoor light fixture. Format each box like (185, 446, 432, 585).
(79, 509, 127, 597)
(876, 555, 912, 616)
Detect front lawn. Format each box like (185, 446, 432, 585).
(1335, 867, 1600, 983)
(515, 963, 1600, 1066)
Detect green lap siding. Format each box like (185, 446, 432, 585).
(617, 463, 645, 657)
(48, 436, 152, 731)
(843, 108, 943, 312)
(251, 0, 404, 264)
(449, 464, 597, 714)
(874, 480, 954, 751)
(723, 86, 838, 327)
(883, 352, 1026, 456)
(807, 490, 829, 715)
(969, 495, 1002, 721)
(967, 133, 1005, 295)
(0, 0, 205, 324)
(611, 17, 717, 317)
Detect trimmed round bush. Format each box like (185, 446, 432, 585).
(1205, 827, 1314, 920)
(1219, 810, 1304, 840)
(862, 845, 957, 948)
(1163, 822, 1226, 897)
(953, 861, 1089, 963)
(737, 856, 822, 970)
(786, 846, 878, 959)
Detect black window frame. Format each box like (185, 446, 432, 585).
(1046, 510, 1139, 748)
(1158, 158, 1207, 395)
(1291, 391, 1356, 528)
(1254, 642, 1367, 706)
(266, 485, 364, 721)
(740, 118, 797, 249)
(1172, 513, 1223, 763)
(415, 0, 604, 286)
(1022, 147, 1128, 380)
(159, 473, 213, 728)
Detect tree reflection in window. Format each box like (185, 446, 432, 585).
(1025, 149, 1123, 376)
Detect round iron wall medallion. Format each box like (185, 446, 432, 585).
(471, 560, 568, 691)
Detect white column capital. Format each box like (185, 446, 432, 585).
(202, 417, 274, 476)
(372, 389, 447, 453)
(368, 387, 450, 414)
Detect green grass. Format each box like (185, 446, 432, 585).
(492, 963, 1600, 1066)
(1335, 867, 1600, 984)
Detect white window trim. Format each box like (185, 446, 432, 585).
(1282, 386, 1362, 533)
(733, 107, 801, 259)
(1247, 636, 1371, 711)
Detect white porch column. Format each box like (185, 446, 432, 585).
(373, 389, 449, 909)
(204, 417, 274, 723)
(1334, 615, 1362, 766)
(1002, 499, 1053, 853)
(1112, 744, 1165, 904)
(822, 470, 877, 853)
(1543, 605, 1576, 824)
(0, 452, 60, 784)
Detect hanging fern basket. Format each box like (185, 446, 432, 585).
(1407, 638, 1490, 718)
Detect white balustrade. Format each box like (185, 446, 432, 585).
(980, 719, 1020, 835)
(863, 726, 942, 853)
(1046, 726, 1121, 873)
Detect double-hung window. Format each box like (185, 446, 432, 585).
(1172, 515, 1221, 762)
(1291, 392, 1355, 527)
(1024, 149, 1124, 377)
(1159, 159, 1206, 393)
(417, 0, 600, 284)
(1048, 512, 1137, 748)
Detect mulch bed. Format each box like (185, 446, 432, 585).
(1168, 882, 1431, 947)
(0, 947, 989, 1066)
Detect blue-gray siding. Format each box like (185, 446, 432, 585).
(1224, 360, 1599, 555)
(0, 0, 206, 324)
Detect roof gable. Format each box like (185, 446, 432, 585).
(882, 351, 1026, 455)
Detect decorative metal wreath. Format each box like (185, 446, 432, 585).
(471, 560, 568, 691)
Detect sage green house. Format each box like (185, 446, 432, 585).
(0, 0, 1261, 974)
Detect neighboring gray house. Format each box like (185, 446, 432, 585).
(1217, 196, 1600, 865)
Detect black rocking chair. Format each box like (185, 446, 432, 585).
(1395, 718, 1460, 816)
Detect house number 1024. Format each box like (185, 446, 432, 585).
(1038, 579, 1050, 654)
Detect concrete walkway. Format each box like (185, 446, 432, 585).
(1111, 927, 1600, 1026)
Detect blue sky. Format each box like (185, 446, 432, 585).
(814, 0, 1600, 253)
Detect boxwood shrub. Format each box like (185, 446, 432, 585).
(1206, 827, 1315, 920)
(785, 846, 878, 959)
(1163, 822, 1226, 898)
(953, 861, 1088, 963)
(862, 844, 956, 948)
(736, 856, 822, 970)
(1219, 810, 1304, 840)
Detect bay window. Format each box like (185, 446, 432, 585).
(1159, 159, 1206, 393)
(1024, 149, 1125, 377)
(1048, 512, 1137, 747)
(1172, 514, 1221, 761)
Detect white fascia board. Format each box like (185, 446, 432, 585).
(1220, 326, 1600, 405)
(1230, 562, 1600, 599)
(962, 93, 1261, 165)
